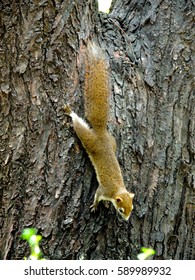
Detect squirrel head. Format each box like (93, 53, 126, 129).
(113, 192, 134, 221)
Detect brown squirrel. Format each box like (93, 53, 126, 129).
(64, 43, 134, 220)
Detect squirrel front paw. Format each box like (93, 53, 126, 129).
(90, 203, 98, 213)
(63, 104, 72, 116)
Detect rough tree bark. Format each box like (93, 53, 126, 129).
(0, 0, 194, 260)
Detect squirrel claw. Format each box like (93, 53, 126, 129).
(63, 104, 72, 116)
(90, 204, 97, 213)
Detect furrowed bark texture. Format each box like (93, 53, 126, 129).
(0, 0, 194, 259)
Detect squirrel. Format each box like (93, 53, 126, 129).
(64, 43, 134, 221)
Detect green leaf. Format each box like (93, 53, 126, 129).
(21, 228, 45, 260)
(137, 247, 155, 260)
(21, 228, 37, 241)
(28, 234, 42, 246)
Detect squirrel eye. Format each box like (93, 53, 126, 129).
(119, 208, 124, 213)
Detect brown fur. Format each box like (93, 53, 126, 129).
(64, 43, 134, 220)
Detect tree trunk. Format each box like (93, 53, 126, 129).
(0, 0, 194, 260)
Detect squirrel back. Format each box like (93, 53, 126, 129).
(84, 43, 110, 131)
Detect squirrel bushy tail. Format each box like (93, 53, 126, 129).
(84, 43, 110, 131)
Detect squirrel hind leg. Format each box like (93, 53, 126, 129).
(67, 110, 96, 151)
(64, 104, 90, 131)
(63, 104, 72, 116)
(70, 112, 89, 130)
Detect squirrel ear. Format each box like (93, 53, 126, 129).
(116, 197, 122, 203)
(130, 193, 135, 198)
